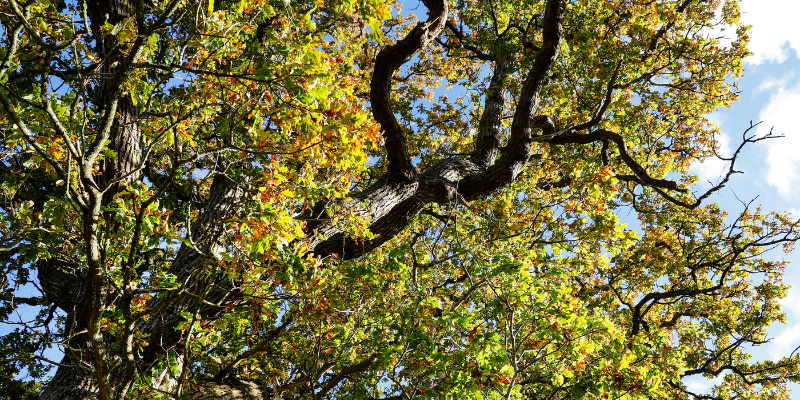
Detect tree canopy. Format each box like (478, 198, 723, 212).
(2, 0, 800, 399)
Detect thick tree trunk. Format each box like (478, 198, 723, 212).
(36, 258, 83, 312)
(38, 355, 98, 400)
(102, 96, 143, 193)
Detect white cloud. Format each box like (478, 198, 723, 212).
(683, 375, 724, 394)
(760, 81, 800, 197)
(769, 324, 800, 358)
(780, 284, 800, 320)
(754, 72, 796, 94)
(740, 0, 800, 64)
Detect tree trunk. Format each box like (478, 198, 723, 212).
(87, 0, 143, 193)
(38, 355, 98, 400)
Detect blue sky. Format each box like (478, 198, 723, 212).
(684, 0, 800, 393)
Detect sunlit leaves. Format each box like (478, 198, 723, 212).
(2, 0, 799, 399)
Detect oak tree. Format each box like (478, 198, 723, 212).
(2, 0, 800, 399)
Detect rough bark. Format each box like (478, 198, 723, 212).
(87, 0, 143, 193)
(38, 355, 98, 400)
(370, 0, 448, 179)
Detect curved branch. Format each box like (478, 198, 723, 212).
(315, 356, 377, 399)
(543, 128, 686, 192)
(688, 123, 778, 206)
(630, 123, 778, 209)
(507, 0, 566, 138)
(644, 0, 695, 58)
(308, 0, 568, 258)
(370, 0, 448, 180)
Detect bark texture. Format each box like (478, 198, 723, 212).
(87, 0, 143, 193)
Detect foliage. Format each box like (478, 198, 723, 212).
(1, 0, 799, 399)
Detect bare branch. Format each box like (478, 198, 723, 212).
(572, 60, 621, 132)
(437, 21, 496, 61)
